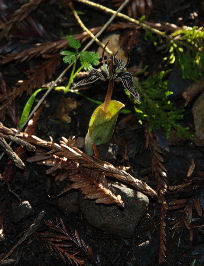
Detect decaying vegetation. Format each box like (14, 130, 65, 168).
(0, 0, 204, 265)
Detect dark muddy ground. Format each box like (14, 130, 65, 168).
(0, 0, 204, 265)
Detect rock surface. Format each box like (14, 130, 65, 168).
(11, 200, 33, 223)
(79, 184, 149, 238)
(57, 191, 79, 214)
(192, 91, 204, 146)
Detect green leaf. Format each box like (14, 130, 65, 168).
(80, 51, 99, 70)
(61, 50, 77, 64)
(19, 88, 46, 130)
(66, 35, 81, 50)
(85, 100, 124, 155)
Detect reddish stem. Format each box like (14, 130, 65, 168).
(103, 57, 114, 113)
(103, 79, 114, 113)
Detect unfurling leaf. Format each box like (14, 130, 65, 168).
(85, 100, 124, 155)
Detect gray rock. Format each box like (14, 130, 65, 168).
(167, 67, 192, 98)
(57, 191, 79, 214)
(12, 200, 33, 223)
(79, 184, 149, 238)
(192, 91, 204, 146)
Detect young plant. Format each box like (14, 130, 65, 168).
(60, 35, 100, 93)
(19, 35, 99, 129)
(72, 55, 140, 155)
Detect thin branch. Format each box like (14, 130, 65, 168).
(75, 0, 169, 39)
(1, 211, 45, 261)
(69, 2, 112, 55)
(0, 137, 25, 169)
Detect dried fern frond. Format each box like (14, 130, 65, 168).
(1, 40, 67, 64)
(23, 135, 157, 198)
(1, 23, 139, 64)
(0, 0, 44, 39)
(37, 218, 97, 265)
(146, 131, 167, 264)
(61, 167, 124, 207)
(0, 123, 157, 198)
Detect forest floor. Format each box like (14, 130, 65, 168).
(0, 0, 204, 265)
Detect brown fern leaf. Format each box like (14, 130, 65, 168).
(16, 54, 61, 95)
(56, 137, 157, 197)
(1, 23, 138, 64)
(26, 137, 124, 207)
(22, 135, 157, 197)
(37, 219, 96, 265)
(29, 151, 124, 207)
(0, 124, 157, 198)
(0, 54, 61, 113)
(0, 0, 44, 39)
(146, 131, 167, 264)
(1, 40, 67, 64)
(62, 166, 124, 207)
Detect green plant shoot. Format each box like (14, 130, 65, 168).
(85, 100, 124, 155)
(19, 35, 99, 129)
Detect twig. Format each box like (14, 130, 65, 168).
(69, 2, 112, 55)
(69, 0, 130, 55)
(1, 135, 36, 152)
(147, 131, 168, 264)
(1, 211, 45, 261)
(75, 0, 169, 39)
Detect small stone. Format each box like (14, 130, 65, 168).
(57, 191, 79, 214)
(79, 184, 149, 238)
(12, 201, 33, 223)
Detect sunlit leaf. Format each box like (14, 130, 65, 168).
(19, 88, 46, 129)
(85, 100, 124, 155)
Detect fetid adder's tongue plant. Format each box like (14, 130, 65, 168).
(19, 35, 140, 155)
(72, 53, 140, 155)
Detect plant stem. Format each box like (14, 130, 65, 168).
(103, 56, 115, 113)
(103, 79, 114, 113)
(65, 62, 76, 93)
(76, 0, 169, 40)
(65, 65, 84, 93)
(72, 65, 84, 80)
